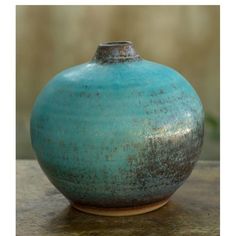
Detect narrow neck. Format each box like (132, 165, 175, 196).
(92, 41, 141, 64)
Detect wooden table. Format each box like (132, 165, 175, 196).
(16, 160, 219, 236)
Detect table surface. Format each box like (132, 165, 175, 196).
(16, 160, 219, 236)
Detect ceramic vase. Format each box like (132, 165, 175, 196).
(30, 41, 204, 216)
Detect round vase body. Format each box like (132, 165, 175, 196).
(30, 41, 204, 216)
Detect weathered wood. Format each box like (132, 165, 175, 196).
(16, 160, 219, 236)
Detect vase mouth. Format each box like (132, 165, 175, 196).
(92, 41, 141, 64)
(99, 41, 133, 46)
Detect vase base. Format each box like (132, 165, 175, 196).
(71, 198, 169, 216)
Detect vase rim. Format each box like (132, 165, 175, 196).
(92, 40, 141, 64)
(99, 41, 133, 47)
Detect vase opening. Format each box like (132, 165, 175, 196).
(99, 41, 133, 46)
(92, 40, 141, 64)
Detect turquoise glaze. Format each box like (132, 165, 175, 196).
(31, 41, 204, 215)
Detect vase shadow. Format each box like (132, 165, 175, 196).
(46, 200, 193, 235)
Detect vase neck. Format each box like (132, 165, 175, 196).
(92, 41, 141, 64)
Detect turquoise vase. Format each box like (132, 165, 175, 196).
(30, 41, 204, 216)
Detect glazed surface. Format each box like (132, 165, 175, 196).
(31, 59, 204, 208)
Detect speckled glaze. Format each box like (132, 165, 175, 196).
(30, 41, 204, 216)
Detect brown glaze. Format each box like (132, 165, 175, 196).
(92, 41, 141, 64)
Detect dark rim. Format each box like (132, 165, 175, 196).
(99, 41, 133, 46)
(92, 41, 141, 64)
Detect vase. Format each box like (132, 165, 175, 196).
(30, 41, 204, 216)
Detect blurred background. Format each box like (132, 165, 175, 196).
(16, 6, 220, 160)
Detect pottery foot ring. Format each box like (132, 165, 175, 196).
(71, 198, 169, 216)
